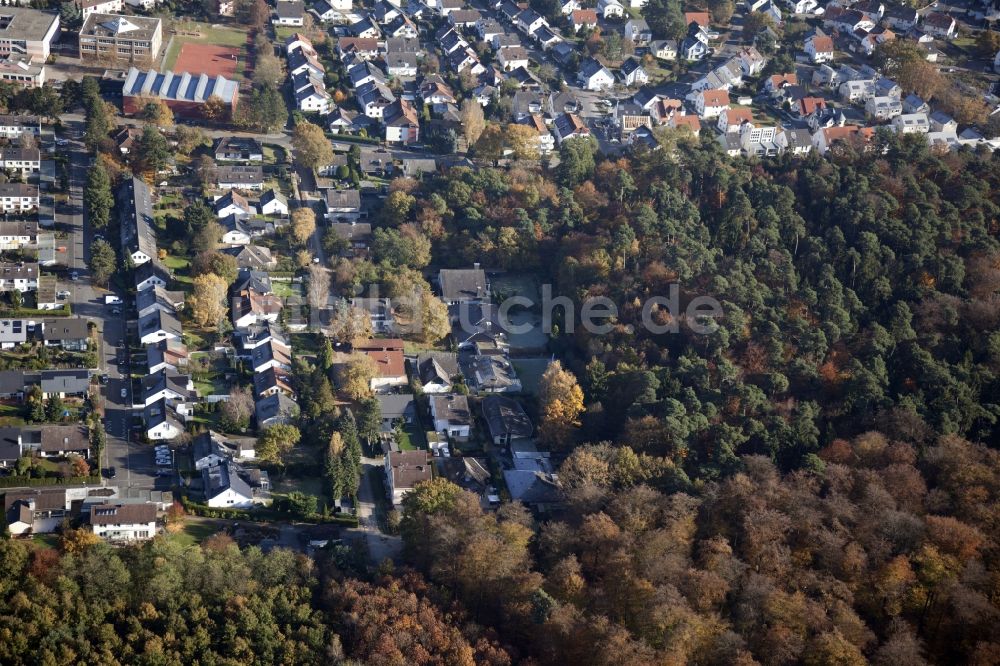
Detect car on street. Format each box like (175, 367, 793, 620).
(105, 467, 116, 478)
(120, 388, 127, 398)
(70, 271, 79, 281)
(110, 307, 121, 315)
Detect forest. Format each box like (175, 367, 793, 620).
(2, 134, 1000, 664)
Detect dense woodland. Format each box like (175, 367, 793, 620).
(3, 134, 1000, 664)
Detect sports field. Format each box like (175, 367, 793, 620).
(162, 22, 249, 79)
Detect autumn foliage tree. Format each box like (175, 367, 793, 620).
(538, 361, 585, 449)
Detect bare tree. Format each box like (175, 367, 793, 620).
(308, 263, 331, 330)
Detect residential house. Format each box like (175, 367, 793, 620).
(738, 46, 766, 75)
(323, 188, 362, 221)
(515, 8, 547, 34)
(256, 189, 287, 217)
(273, 0, 305, 25)
(203, 462, 255, 508)
(214, 137, 264, 162)
(384, 99, 420, 145)
(145, 338, 189, 374)
(0, 145, 40, 174)
(482, 395, 532, 445)
(118, 176, 156, 265)
(553, 112, 591, 144)
(0, 184, 38, 213)
(902, 93, 929, 114)
(797, 96, 827, 119)
(840, 78, 875, 103)
(220, 215, 252, 245)
(249, 339, 292, 374)
(0, 114, 40, 139)
(571, 8, 597, 32)
(463, 353, 521, 392)
(695, 89, 730, 118)
(30, 424, 90, 458)
(497, 46, 530, 71)
(288, 46, 326, 78)
(520, 113, 555, 154)
(681, 22, 711, 60)
(929, 110, 957, 134)
(39, 370, 92, 399)
(884, 4, 917, 30)
(233, 290, 283, 329)
(597, 0, 625, 18)
(430, 394, 471, 440)
(353, 338, 407, 390)
(0, 220, 36, 249)
(624, 18, 651, 43)
(295, 78, 333, 114)
(4, 488, 70, 536)
(144, 398, 183, 439)
(386, 51, 418, 77)
(216, 165, 264, 191)
(336, 37, 381, 61)
(375, 393, 415, 429)
(351, 297, 394, 333)
(384, 450, 431, 505)
(812, 124, 868, 153)
(922, 12, 956, 38)
(415, 352, 458, 393)
(41, 318, 89, 351)
(357, 80, 396, 118)
(620, 57, 648, 87)
(439, 267, 489, 305)
(578, 57, 614, 90)
(140, 370, 191, 407)
(0, 262, 37, 292)
(311, 0, 349, 22)
(805, 33, 834, 63)
(136, 285, 184, 319)
(892, 112, 929, 133)
(650, 39, 677, 60)
(254, 367, 295, 398)
(134, 261, 170, 292)
(255, 392, 299, 428)
(866, 95, 902, 119)
(0, 319, 26, 349)
(138, 309, 182, 345)
(88, 502, 157, 541)
(718, 107, 754, 133)
(224, 244, 277, 271)
(214, 190, 255, 219)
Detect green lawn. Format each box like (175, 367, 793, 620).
(271, 281, 298, 298)
(395, 425, 426, 451)
(0, 402, 25, 426)
(32, 534, 60, 549)
(274, 26, 300, 42)
(511, 358, 550, 395)
(171, 520, 221, 547)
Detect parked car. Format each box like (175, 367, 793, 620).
(120, 388, 127, 398)
(105, 467, 116, 478)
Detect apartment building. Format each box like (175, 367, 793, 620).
(0, 184, 38, 214)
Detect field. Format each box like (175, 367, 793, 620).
(163, 22, 249, 79)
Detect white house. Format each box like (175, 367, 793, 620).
(695, 89, 730, 118)
(144, 399, 182, 440)
(385, 450, 431, 506)
(620, 57, 649, 87)
(892, 112, 929, 134)
(578, 58, 615, 91)
(922, 12, 956, 38)
(805, 34, 834, 63)
(295, 81, 333, 114)
(259, 189, 289, 216)
(89, 502, 157, 542)
(866, 95, 902, 120)
(624, 18, 651, 43)
(430, 394, 472, 441)
(597, 0, 624, 18)
(203, 462, 255, 508)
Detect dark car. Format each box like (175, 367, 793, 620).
(105, 467, 117, 479)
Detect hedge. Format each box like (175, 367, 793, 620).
(0, 474, 101, 488)
(179, 497, 359, 527)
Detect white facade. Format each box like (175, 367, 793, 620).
(206, 486, 253, 508)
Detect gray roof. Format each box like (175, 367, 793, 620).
(138, 308, 182, 339)
(124, 67, 239, 105)
(0, 370, 26, 394)
(203, 461, 253, 502)
(260, 188, 287, 208)
(275, 0, 304, 18)
(141, 369, 189, 399)
(0, 7, 60, 43)
(40, 370, 91, 395)
(431, 394, 470, 426)
(0, 319, 26, 345)
(118, 176, 156, 260)
(136, 285, 184, 315)
(438, 268, 487, 302)
(135, 261, 171, 288)
(217, 165, 264, 186)
(42, 317, 89, 342)
(255, 392, 299, 426)
(376, 393, 415, 420)
(503, 469, 562, 504)
(81, 13, 161, 40)
(482, 395, 532, 440)
(417, 352, 458, 384)
(324, 188, 361, 210)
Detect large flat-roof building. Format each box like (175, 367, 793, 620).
(0, 8, 60, 61)
(79, 14, 162, 65)
(0, 57, 44, 88)
(122, 67, 239, 120)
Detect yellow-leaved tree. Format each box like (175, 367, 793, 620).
(538, 360, 585, 450)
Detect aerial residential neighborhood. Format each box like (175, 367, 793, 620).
(0, 0, 997, 660)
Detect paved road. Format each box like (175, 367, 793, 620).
(53, 118, 163, 490)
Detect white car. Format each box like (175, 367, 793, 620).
(120, 388, 127, 398)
